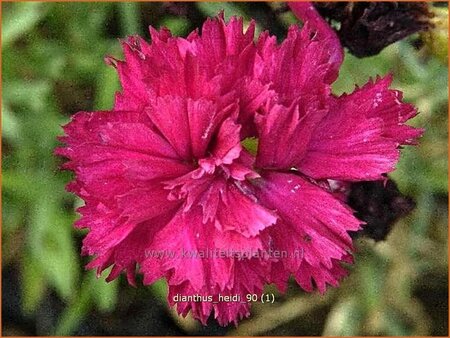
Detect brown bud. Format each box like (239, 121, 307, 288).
(314, 2, 434, 57)
(347, 179, 416, 241)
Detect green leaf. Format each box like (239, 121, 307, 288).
(54, 271, 118, 335)
(423, 7, 449, 64)
(21, 251, 47, 314)
(94, 61, 121, 110)
(118, 2, 142, 36)
(160, 16, 191, 37)
(92, 271, 119, 313)
(322, 297, 363, 335)
(54, 276, 93, 335)
(28, 184, 79, 301)
(150, 278, 168, 301)
(1, 196, 24, 235)
(2, 2, 48, 46)
(3, 80, 52, 113)
(241, 137, 259, 156)
(2, 171, 66, 204)
(384, 309, 411, 336)
(196, 2, 248, 20)
(1, 103, 20, 143)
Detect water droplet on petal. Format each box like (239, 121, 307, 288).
(290, 184, 301, 193)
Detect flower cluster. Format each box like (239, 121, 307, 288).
(57, 3, 422, 325)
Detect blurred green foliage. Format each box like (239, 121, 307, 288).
(2, 2, 448, 336)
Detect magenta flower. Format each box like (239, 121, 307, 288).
(57, 3, 422, 325)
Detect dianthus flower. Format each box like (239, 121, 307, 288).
(57, 2, 422, 325)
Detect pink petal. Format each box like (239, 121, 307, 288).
(117, 184, 181, 224)
(82, 200, 176, 286)
(287, 1, 343, 83)
(113, 37, 156, 110)
(253, 172, 361, 291)
(188, 99, 236, 158)
(237, 78, 276, 138)
(198, 117, 242, 173)
(147, 96, 236, 161)
(255, 11, 342, 104)
(210, 118, 242, 164)
(58, 111, 194, 199)
(213, 229, 264, 253)
(166, 258, 270, 326)
(363, 75, 423, 145)
(294, 256, 351, 294)
(166, 172, 275, 238)
(146, 96, 193, 160)
(148, 208, 207, 291)
(195, 16, 256, 79)
(215, 183, 277, 237)
(298, 76, 422, 181)
(255, 96, 327, 169)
